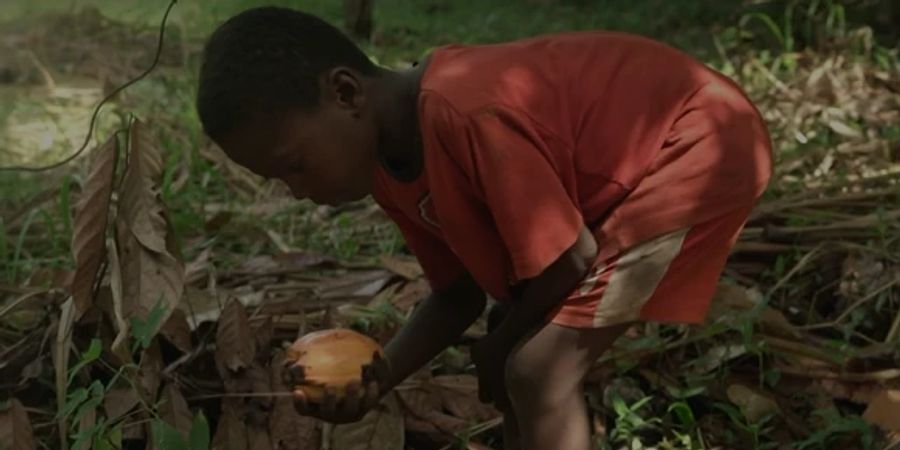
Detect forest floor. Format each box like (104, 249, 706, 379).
(0, 1, 899, 449)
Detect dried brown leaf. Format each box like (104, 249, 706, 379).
(396, 386, 468, 438)
(432, 375, 501, 422)
(317, 270, 393, 299)
(70, 134, 118, 317)
(212, 401, 249, 450)
(158, 384, 193, 436)
(379, 255, 423, 280)
(0, 399, 36, 450)
(863, 389, 900, 432)
(248, 427, 274, 450)
(332, 393, 404, 450)
(116, 120, 184, 343)
(107, 237, 131, 360)
(104, 388, 140, 422)
(140, 340, 163, 400)
(391, 278, 430, 312)
(254, 315, 274, 361)
(216, 298, 256, 375)
(726, 384, 779, 423)
(53, 297, 76, 450)
(159, 308, 192, 355)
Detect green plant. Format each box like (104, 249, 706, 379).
(58, 301, 211, 450)
(795, 408, 874, 449)
(608, 395, 662, 446)
(713, 402, 778, 450)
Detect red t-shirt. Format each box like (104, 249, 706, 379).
(372, 31, 771, 301)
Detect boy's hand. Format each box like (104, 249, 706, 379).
(471, 334, 514, 411)
(286, 352, 393, 424)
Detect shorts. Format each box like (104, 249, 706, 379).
(549, 203, 754, 328)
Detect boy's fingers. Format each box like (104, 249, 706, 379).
(342, 382, 362, 416)
(372, 354, 391, 381)
(289, 364, 305, 383)
(321, 387, 338, 415)
(363, 381, 380, 410)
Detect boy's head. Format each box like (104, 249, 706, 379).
(197, 7, 380, 205)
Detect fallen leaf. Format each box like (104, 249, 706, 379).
(248, 426, 274, 450)
(379, 255, 423, 280)
(863, 390, 900, 432)
(158, 384, 193, 436)
(332, 393, 404, 450)
(184, 248, 212, 286)
(317, 270, 393, 300)
(159, 308, 192, 354)
(140, 340, 163, 400)
(396, 385, 468, 438)
(104, 388, 140, 422)
(116, 120, 184, 344)
(827, 119, 863, 139)
(70, 134, 118, 317)
(432, 375, 501, 422)
(726, 384, 780, 423)
(254, 315, 274, 361)
(390, 278, 430, 312)
(689, 344, 748, 373)
(816, 379, 882, 404)
(107, 237, 131, 360)
(215, 298, 256, 375)
(53, 297, 76, 450)
(211, 401, 248, 450)
(0, 399, 36, 450)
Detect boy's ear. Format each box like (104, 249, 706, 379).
(324, 67, 365, 111)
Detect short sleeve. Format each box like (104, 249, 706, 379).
(440, 104, 585, 281)
(379, 202, 467, 292)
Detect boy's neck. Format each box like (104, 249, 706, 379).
(372, 59, 429, 182)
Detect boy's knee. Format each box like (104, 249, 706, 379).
(504, 350, 571, 408)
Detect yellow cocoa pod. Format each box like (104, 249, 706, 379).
(286, 328, 384, 403)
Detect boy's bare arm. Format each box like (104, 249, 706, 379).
(381, 273, 487, 391)
(472, 226, 597, 407)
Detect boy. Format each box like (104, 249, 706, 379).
(197, 7, 772, 450)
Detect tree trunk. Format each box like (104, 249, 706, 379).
(343, 0, 374, 42)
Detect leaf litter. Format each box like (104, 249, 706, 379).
(0, 8, 899, 450)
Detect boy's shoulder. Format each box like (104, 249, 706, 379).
(418, 30, 694, 118)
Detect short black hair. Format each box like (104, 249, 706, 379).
(197, 7, 377, 140)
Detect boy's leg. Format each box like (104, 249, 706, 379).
(487, 303, 523, 450)
(504, 321, 631, 450)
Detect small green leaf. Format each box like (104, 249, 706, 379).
(58, 388, 89, 419)
(152, 419, 189, 450)
(67, 339, 103, 386)
(189, 411, 210, 450)
(667, 401, 696, 427)
(132, 299, 168, 351)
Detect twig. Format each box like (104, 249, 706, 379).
(776, 366, 900, 382)
(766, 244, 826, 298)
(24, 50, 56, 90)
(800, 278, 900, 331)
(0, 289, 59, 320)
(886, 302, 900, 344)
(186, 392, 294, 401)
